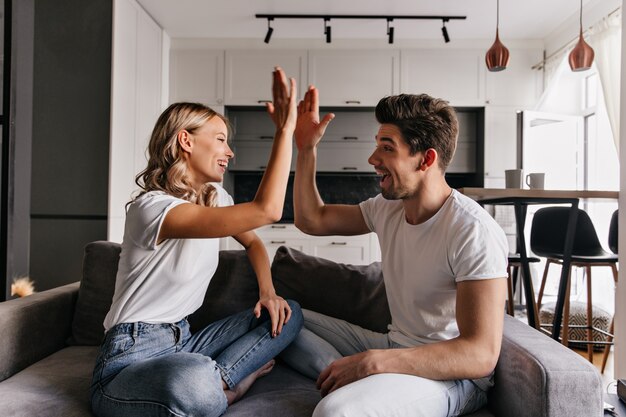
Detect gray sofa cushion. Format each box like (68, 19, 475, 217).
(271, 246, 391, 333)
(189, 250, 261, 332)
(0, 346, 98, 417)
(69, 241, 120, 346)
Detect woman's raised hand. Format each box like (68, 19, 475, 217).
(266, 67, 297, 132)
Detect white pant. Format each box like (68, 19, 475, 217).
(281, 309, 489, 417)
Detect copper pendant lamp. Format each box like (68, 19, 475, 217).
(568, 0, 594, 72)
(485, 0, 509, 72)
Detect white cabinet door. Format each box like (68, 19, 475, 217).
(308, 50, 400, 106)
(229, 139, 297, 172)
(400, 49, 484, 106)
(225, 50, 307, 105)
(484, 106, 519, 182)
(485, 48, 543, 107)
(169, 49, 224, 105)
(310, 236, 370, 265)
(253, 224, 378, 264)
(316, 142, 374, 173)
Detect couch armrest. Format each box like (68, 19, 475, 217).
(0, 282, 79, 382)
(488, 315, 603, 417)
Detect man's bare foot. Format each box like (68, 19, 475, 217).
(223, 360, 275, 405)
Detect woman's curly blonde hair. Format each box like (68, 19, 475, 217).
(132, 102, 230, 207)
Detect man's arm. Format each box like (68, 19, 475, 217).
(294, 86, 370, 236)
(317, 277, 507, 396)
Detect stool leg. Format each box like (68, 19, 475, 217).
(537, 260, 551, 310)
(585, 265, 593, 363)
(562, 266, 572, 347)
(601, 263, 619, 373)
(506, 265, 515, 316)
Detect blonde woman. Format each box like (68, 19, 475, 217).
(90, 68, 302, 417)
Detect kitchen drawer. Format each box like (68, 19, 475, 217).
(321, 110, 378, 141)
(230, 141, 297, 171)
(309, 235, 370, 265)
(316, 142, 374, 173)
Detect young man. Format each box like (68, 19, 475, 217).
(282, 86, 509, 417)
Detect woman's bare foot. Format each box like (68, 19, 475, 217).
(223, 360, 275, 405)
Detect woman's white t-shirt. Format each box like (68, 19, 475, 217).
(103, 185, 234, 331)
(359, 189, 509, 347)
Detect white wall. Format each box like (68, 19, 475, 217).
(615, 0, 626, 379)
(109, 0, 166, 243)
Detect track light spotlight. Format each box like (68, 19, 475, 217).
(324, 18, 331, 43)
(387, 19, 394, 44)
(441, 19, 450, 43)
(264, 18, 274, 43)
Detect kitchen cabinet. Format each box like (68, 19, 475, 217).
(220, 224, 381, 265)
(308, 50, 400, 106)
(169, 49, 224, 105)
(227, 109, 298, 171)
(309, 236, 371, 265)
(224, 49, 307, 105)
(316, 142, 374, 172)
(400, 49, 484, 106)
(109, 0, 164, 243)
(484, 106, 519, 186)
(230, 139, 298, 171)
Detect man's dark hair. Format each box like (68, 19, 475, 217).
(375, 94, 459, 171)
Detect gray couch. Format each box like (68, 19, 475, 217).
(0, 241, 604, 416)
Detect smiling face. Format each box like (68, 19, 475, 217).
(184, 116, 233, 188)
(368, 123, 427, 200)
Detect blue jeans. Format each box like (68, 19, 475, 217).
(281, 309, 490, 417)
(91, 300, 303, 417)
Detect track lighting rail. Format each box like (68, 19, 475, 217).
(256, 14, 465, 44)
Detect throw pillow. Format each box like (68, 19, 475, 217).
(271, 246, 391, 333)
(188, 250, 260, 332)
(68, 241, 121, 345)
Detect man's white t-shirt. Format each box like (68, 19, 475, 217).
(359, 189, 509, 347)
(103, 185, 234, 331)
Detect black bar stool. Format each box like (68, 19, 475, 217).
(506, 254, 540, 316)
(531, 207, 618, 370)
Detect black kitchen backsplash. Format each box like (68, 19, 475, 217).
(233, 172, 483, 223)
(233, 173, 381, 223)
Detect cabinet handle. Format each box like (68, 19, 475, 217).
(271, 240, 286, 244)
(259, 136, 273, 140)
(345, 100, 361, 104)
(271, 225, 287, 229)
(342, 136, 358, 141)
(259, 166, 267, 170)
(331, 242, 347, 245)
(257, 100, 271, 104)
(342, 167, 358, 170)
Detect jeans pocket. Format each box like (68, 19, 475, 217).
(103, 332, 136, 361)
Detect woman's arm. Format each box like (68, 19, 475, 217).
(234, 230, 292, 337)
(159, 67, 297, 241)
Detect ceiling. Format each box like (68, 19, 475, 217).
(137, 0, 605, 42)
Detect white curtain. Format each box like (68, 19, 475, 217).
(588, 9, 622, 152)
